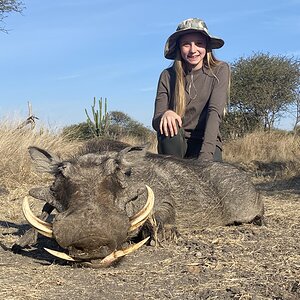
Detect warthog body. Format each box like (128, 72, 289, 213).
(15, 139, 264, 264)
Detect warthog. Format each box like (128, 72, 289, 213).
(15, 139, 264, 267)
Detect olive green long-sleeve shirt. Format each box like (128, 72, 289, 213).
(152, 61, 230, 160)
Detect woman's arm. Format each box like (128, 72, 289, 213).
(152, 70, 182, 137)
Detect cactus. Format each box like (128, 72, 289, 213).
(85, 97, 109, 137)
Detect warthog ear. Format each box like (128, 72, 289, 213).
(28, 147, 62, 174)
(113, 145, 149, 188)
(117, 145, 149, 167)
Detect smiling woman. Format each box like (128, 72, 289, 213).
(152, 18, 230, 162)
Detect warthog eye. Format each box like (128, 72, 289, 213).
(49, 186, 58, 198)
(57, 165, 67, 176)
(124, 169, 131, 177)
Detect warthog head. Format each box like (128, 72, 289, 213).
(23, 145, 154, 267)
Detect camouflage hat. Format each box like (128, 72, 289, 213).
(164, 18, 224, 60)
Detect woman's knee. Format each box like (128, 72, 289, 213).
(157, 128, 187, 158)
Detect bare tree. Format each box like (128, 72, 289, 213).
(17, 101, 39, 130)
(0, 0, 24, 32)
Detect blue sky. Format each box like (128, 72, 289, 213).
(0, 0, 299, 130)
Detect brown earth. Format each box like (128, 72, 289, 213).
(0, 174, 299, 300)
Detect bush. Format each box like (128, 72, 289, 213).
(61, 111, 155, 144)
(61, 122, 94, 141)
(221, 111, 262, 140)
(108, 111, 155, 143)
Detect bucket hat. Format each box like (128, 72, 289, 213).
(164, 18, 224, 59)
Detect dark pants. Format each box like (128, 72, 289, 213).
(157, 128, 222, 162)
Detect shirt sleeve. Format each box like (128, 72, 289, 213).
(152, 70, 172, 132)
(199, 62, 230, 160)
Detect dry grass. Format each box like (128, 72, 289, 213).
(224, 131, 300, 178)
(224, 130, 300, 163)
(0, 120, 82, 189)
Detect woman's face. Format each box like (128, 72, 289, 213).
(179, 32, 207, 69)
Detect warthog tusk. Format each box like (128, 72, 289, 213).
(128, 185, 154, 232)
(22, 197, 53, 238)
(44, 236, 150, 267)
(96, 236, 150, 267)
(44, 248, 76, 261)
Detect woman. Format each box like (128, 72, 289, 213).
(152, 18, 230, 161)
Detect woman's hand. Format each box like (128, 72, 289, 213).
(159, 110, 182, 137)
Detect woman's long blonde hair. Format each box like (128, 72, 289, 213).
(173, 40, 229, 118)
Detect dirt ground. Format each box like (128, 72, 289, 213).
(0, 173, 299, 300)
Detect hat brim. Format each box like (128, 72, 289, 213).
(164, 29, 224, 60)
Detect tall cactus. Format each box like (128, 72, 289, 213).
(85, 97, 109, 137)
